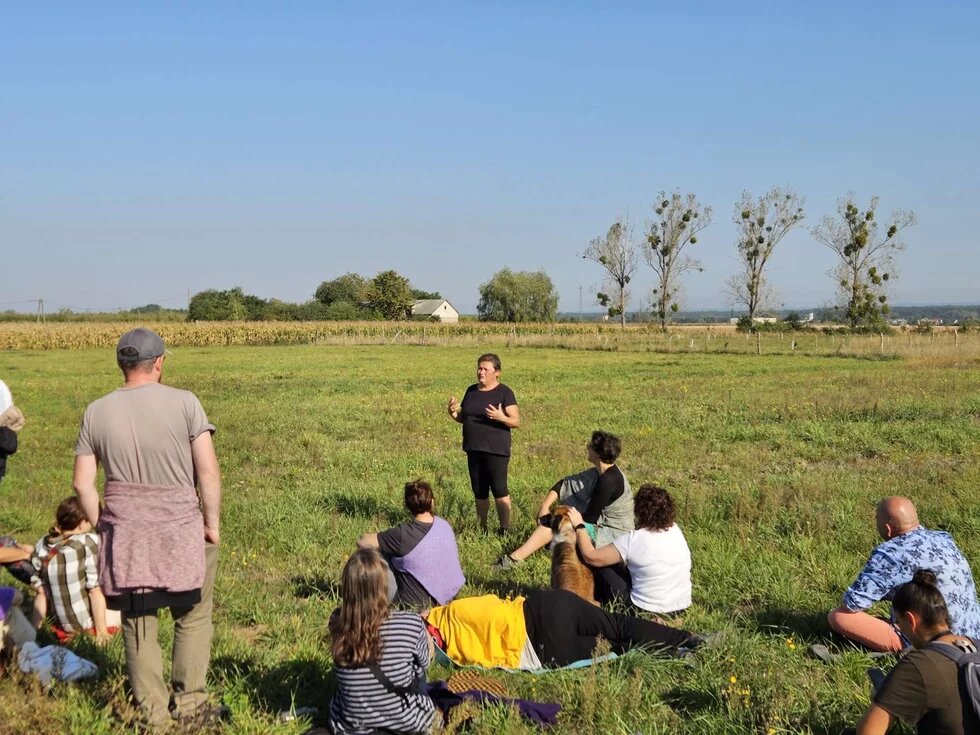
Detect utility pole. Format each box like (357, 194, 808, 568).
(36, 298, 45, 323)
(578, 285, 583, 321)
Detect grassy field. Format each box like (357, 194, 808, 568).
(1, 343, 979, 734)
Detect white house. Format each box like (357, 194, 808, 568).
(412, 299, 459, 323)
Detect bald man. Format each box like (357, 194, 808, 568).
(828, 496, 980, 652)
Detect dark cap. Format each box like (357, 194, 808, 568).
(116, 328, 166, 361)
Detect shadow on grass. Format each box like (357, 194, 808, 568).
(319, 493, 403, 526)
(291, 575, 341, 600)
(750, 607, 829, 640)
(464, 573, 543, 601)
(211, 653, 334, 724)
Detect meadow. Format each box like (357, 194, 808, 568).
(1, 340, 979, 734)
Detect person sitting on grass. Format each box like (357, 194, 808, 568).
(567, 484, 692, 615)
(328, 548, 435, 735)
(30, 497, 120, 644)
(0, 586, 36, 667)
(357, 479, 465, 609)
(425, 587, 706, 670)
(824, 496, 980, 655)
(854, 569, 980, 734)
(494, 430, 633, 570)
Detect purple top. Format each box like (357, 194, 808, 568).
(390, 516, 465, 605)
(0, 586, 15, 620)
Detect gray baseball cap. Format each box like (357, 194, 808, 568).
(116, 328, 166, 361)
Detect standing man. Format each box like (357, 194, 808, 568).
(448, 353, 520, 534)
(73, 328, 223, 728)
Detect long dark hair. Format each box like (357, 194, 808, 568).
(329, 549, 390, 667)
(893, 569, 951, 629)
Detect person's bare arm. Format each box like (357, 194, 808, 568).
(567, 507, 624, 567)
(73, 454, 101, 526)
(32, 587, 47, 629)
(88, 586, 112, 643)
(191, 432, 222, 545)
(485, 403, 520, 429)
(0, 546, 30, 564)
(357, 533, 380, 550)
(538, 484, 561, 518)
(855, 704, 893, 735)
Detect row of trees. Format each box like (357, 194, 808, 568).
(586, 191, 915, 329)
(188, 271, 441, 322)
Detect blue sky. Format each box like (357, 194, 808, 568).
(2, 2, 977, 314)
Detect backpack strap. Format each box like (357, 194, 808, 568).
(366, 662, 426, 709)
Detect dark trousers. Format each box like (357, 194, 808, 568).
(522, 589, 693, 667)
(465, 451, 510, 499)
(593, 563, 632, 607)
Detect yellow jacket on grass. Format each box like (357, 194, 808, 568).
(427, 594, 527, 668)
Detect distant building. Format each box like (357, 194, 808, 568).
(728, 316, 778, 325)
(412, 299, 459, 323)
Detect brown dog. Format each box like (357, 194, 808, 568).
(548, 506, 598, 605)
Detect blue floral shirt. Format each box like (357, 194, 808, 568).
(843, 526, 980, 637)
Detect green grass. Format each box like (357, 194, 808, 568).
(2, 344, 979, 734)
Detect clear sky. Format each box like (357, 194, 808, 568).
(2, 2, 977, 314)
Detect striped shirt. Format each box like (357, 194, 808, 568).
(328, 611, 434, 735)
(30, 531, 100, 633)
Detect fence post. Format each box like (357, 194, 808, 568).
(756, 332, 761, 355)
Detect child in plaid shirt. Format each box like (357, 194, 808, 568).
(30, 497, 120, 643)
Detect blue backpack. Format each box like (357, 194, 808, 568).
(927, 638, 980, 732)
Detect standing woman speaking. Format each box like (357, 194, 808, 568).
(448, 353, 520, 534)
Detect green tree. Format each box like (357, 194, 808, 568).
(811, 194, 915, 328)
(367, 270, 414, 320)
(187, 288, 266, 321)
(411, 288, 442, 300)
(477, 268, 558, 322)
(314, 273, 369, 306)
(582, 218, 637, 328)
(726, 188, 805, 322)
(643, 191, 712, 329)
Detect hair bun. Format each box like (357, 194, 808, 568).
(913, 568, 939, 587)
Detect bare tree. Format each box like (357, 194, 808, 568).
(643, 191, 711, 329)
(581, 218, 637, 328)
(811, 194, 915, 328)
(726, 188, 805, 322)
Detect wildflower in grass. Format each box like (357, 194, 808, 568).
(729, 675, 737, 684)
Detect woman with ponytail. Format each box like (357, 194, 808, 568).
(856, 568, 979, 734)
(327, 548, 435, 735)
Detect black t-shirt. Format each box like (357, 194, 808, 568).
(377, 520, 434, 608)
(874, 646, 968, 735)
(460, 383, 517, 456)
(582, 465, 626, 524)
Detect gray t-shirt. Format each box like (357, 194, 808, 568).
(75, 383, 215, 487)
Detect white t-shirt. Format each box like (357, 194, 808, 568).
(611, 524, 692, 613)
(0, 380, 12, 414)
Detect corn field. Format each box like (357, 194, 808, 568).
(1, 321, 978, 361)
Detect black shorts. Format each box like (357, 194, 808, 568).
(466, 451, 510, 500)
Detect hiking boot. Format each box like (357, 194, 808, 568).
(682, 631, 724, 652)
(172, 703, 230, 729)
(492, 554, 522, 570)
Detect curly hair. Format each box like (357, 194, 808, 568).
(633, 484, 676, 532)
(329, 548, 390, 667)
(893, 569, 951, 629)
(588, 430, 622, 463)
(404, 479, 434, 515)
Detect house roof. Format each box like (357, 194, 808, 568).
(412, 299, 455, 315)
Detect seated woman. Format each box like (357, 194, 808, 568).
(426, 587, 704, 670)
(568, 485, 692, 615)
(29, 497, 120, 643)
(855, 568, 979, 734)
(358, 479, 465, 608)
(328, 548, 435, 735)
(495, 430, 633, 569)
